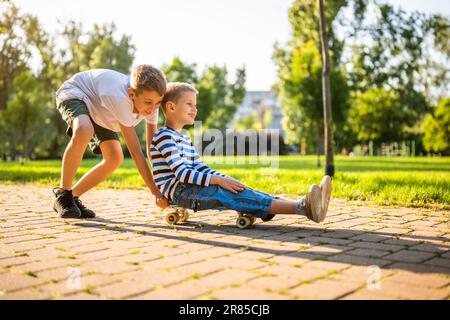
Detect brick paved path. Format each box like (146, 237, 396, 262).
(0, 184, 449, 300)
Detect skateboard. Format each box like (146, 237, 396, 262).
(164, 204, 257, 229)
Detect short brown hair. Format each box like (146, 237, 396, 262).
(161, 82, 198, 110)
(130, 64, 167, 96)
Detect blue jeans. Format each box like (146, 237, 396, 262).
(172, 183, 273, 219)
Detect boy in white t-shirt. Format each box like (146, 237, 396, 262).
(53, 65, 169, 218)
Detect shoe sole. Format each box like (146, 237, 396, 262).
(319, 176, 332, 222)
(79, 213, 96, 219)
(53, 206, 81, 219)
(308, 184, 323, 223)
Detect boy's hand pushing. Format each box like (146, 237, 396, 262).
(154, 191, 170, 208)
(211, 176, 246, 194)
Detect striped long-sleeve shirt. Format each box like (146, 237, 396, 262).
(150, 126, 225, 201)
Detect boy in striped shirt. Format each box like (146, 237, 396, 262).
(150, 82, 332, 223)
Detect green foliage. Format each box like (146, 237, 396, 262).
(162, 57, 246, 131)
(274, 0, 449, 154)
(0, 0, 39, 110)
(287, 0, 347, 64)
(348, 88, 404, 143)
(161, 57, 198, 84)
(200, 66, 246, 130)
(343, 1, 450, 150)
(1, 0, 448, 159)
(345, 1, 449, 112)
(58, 21, 135, 75)
(0, 1, 136, 158)
(0, 71, 54, 158)
(273, 33, 350, 153)
(0, 1, 245, 159)
(422, 98, 450, 153)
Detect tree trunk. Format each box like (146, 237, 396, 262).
(316, 139, 321, 168)
(23, 107, 28, 159)
(318, 0, 335, 177)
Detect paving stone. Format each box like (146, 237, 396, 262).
(424, 257, 450, 269)
(0, 272, 47, 292)
(94, 280, 154, 299)
(189, 269, 257, 289)
(383, 250, 435, 263)
(130, 281, 211, 300)
(247, 275, 300, 291)
(349, 241, 405, 252)
(255, 264, 330, 282)
(328, 265, 394, 284)
(0, 287, 53, 300)
(386, 262, 450, 275)
(386, 271, 450, 288)
(328, 254, 391, 268)
(409, 242, 450, 253)
(1, 184, 449, 300)
(62, 292, 106, 300)
(341, 289, 402, 300)
(117, 268, 190, 286)
(365, 280, 450, 299)
(345, 248, 390, 258)
(212, 286, 291, 300)
(291, 279, 363, 299)
(80, 259, 141, 275)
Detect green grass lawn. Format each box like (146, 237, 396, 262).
(0, 155, 449, 209)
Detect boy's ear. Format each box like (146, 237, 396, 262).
(166, 101, 176, 112)
(127, 87, 136, 98)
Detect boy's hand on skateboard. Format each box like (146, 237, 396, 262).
(154, 191, 169, 208)
(212, 176, 246, 194)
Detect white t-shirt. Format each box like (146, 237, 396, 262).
(55, 69, 159, 132)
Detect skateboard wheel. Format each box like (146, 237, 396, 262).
(236, 216, 252, 229)
(238, 213, 256, 226)
(166, 212, 180, 225)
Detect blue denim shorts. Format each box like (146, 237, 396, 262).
(172, 183, 273, 219)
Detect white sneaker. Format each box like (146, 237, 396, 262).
(303, 184, 324, 223)
(319, 175, 332, 222)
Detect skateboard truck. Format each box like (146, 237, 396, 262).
(163, 203, 257, 229)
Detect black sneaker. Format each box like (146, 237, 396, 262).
(262, 214, 275, 222)
(52, 187, 81, 218)
(73, 197, 96, 218)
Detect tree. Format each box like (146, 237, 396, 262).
(422, 98, 450, 154)
(273, 0, 350, 157)
(162, 57, 246, 131)
(342, 1, 450, 152)
(57, 21, 135, 76)
(199, 65, 246, 130)
(348, 88, 404, 144)
(161, 56, 198, 84)
(0, 0, 59, 158)
(0, 71, 52, 158)
(318, 0, 335, 177)
(274, 0, 449, 155)
(0, 0, 47, 110)
(287, 0, 348, 64)
(273, 38, 350, 155)
(344, 1, 450, 124)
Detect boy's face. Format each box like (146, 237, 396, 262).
(128, 88, 163, 117)
(169, 91, 197, 125)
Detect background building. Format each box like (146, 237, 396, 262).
(229, 91, 284, 133)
